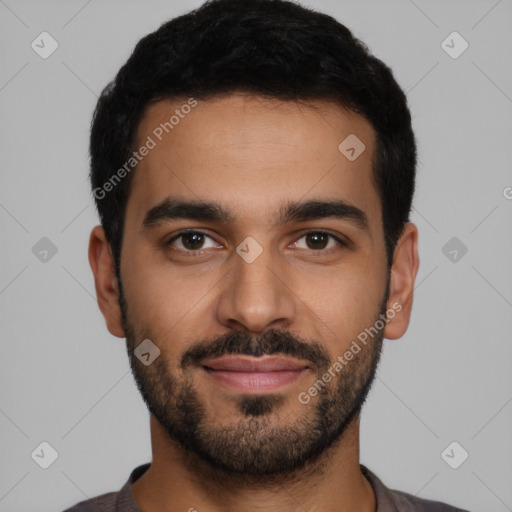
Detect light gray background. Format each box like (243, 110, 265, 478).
(1, 1, 511, 511)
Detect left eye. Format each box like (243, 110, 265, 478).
(292, 231, 344, 251)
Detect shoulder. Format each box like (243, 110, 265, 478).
(61, 491, 118, 512)
(61, 462, 150, 512)
(386, 487, 470, 511)
(360, 465, 471, 512)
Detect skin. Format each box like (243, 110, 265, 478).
(89, 93, 419, 512)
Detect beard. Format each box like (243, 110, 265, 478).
(118, 278, 388, 486)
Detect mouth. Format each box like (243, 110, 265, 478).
(200, 355, 310, 393)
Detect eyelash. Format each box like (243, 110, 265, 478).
(165, 229, 347, 256)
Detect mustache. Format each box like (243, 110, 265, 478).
(181, 328, 331, 372)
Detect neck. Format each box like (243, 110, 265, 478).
(132, 414, 376, 512)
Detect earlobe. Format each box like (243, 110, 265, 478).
(88, 225, 125, 338)
(383, 222, 420, 340)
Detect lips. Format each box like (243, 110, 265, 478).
(201, 355, 309, 372)
(200, 355, 309, 392)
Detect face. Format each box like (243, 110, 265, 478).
(97, 93, 410, 482)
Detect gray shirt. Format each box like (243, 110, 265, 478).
(62, 463, 470, 511)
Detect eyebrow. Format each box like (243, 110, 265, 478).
(142, 197, 369, 231)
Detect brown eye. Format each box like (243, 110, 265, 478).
(305, 232, 329, 250)
(167, 231, 219, 252)
(294, 231, 345, 251)
(181, 232, 205, 250)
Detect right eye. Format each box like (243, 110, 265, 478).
(166, 230, 222, 254)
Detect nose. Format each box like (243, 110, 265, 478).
(215, 241, 297, 334)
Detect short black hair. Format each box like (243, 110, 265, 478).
(89, 0, 416, 274)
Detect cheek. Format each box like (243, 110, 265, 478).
(120, 252, 219, 346)
(298, 266, 385, 351)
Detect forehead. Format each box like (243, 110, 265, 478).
(126, 94, 380, 232)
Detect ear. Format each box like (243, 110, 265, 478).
(88, 225, 125, 338)
(384, 222, 419, 340)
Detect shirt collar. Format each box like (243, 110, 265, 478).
(119, 462, 398, 512)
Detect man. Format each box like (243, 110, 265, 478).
(65, 0, 470, 510)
